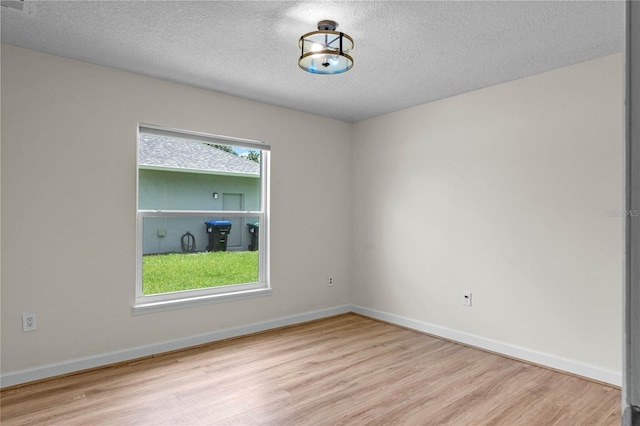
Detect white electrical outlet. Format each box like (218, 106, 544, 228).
(463, 292, 472, 307)
(328, 277, 334, 287)
(22, 313, 37, 332)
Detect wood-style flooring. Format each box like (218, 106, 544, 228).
(0, 314, 620, 425)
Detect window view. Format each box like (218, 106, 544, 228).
(136, 126, 270, 309)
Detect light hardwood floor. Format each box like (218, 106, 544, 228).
(1, 314, 620, 425)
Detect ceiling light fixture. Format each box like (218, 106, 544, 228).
(298, 20, 354, 75)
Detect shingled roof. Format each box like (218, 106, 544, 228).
(138, 133, 260, 176)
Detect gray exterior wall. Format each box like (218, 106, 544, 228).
(139, 169, 260, 254)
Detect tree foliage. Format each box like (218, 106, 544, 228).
(245, 150, 260, 163)
(210, 144, 238, 156)
(206, 143, 260, 163)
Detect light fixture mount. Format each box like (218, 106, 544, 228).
(298, 20, 354, 75)
(316, 20, 337, 31)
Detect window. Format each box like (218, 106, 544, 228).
(135, 125, 270, 314)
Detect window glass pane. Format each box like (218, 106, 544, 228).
(137, 128, 267, 301)
(138, 133, 261, 211)
(141, 215, 260, 295)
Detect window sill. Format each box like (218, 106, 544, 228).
(132, 287, 273, 315)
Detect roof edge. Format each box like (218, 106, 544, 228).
(139, 164, 259, 178)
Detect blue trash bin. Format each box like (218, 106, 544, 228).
(205, 220, 232, 252)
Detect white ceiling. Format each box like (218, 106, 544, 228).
(1, 1, 625, 123)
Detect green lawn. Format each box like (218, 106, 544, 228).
(143, 251, 259, 295)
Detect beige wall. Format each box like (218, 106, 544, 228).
(352, 54, 624, 374)
(0, 45, 352, 373)
(1, 45, 625, 383)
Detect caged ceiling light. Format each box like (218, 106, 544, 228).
(298, 20, 354, 75)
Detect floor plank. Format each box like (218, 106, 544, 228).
(0, 314, 620, 425)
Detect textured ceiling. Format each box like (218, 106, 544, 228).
(1, 1, 625, 123)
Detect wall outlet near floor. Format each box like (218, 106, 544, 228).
(328, 277, 334, 287)
(22, 313, 37, 332)
(463, 292, 472, 307)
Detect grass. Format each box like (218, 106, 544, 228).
(142, 251, 259, 295)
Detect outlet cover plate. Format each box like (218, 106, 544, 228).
(22, 313, 37, 331)
(463, 292, 472, 307)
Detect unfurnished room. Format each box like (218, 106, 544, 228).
(2, 1, 640, 425)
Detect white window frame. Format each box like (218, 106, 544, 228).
(134, 124, 271, 315)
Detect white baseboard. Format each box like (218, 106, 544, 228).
(0, 305, 352, 388)
(351, 305, 622, 387)
(1, 304, 622, 389)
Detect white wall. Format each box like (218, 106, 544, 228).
(1, 45, 352, 374)
(352, 54, 624, 376)
(0, 45, 625, 385)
